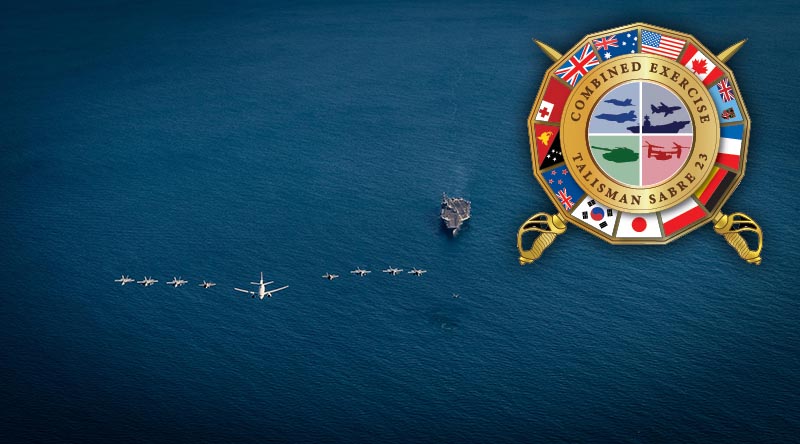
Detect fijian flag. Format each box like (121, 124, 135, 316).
(535, 77, 571, 123)
(592, 31, 637, 61)
(641, 29, 685, 60)
(680, 44, 724, 86)
(660, 199, 707, 236)
(711, 78, 743, 123)
(571, 198, 617, 235)
(717, 124, 744, 170)
(555, 43, 600, 87)
(695, 166, 736, 211)
(615, 212, 662, 238)
(541, 167, 584, 211)
(534, 124, 563, 169)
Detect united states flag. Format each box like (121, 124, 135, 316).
(641, 30, 685, 60)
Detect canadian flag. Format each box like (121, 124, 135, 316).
(680, 44, 724, 86)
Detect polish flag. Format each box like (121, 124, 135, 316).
(661, 199, 707, 236)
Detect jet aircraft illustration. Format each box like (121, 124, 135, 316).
(604, 98, 633, 106)
(650, 102, 681, 117)
(594, 110, 637, 123)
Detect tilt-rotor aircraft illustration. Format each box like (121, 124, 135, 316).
(234, 272, 289, 300)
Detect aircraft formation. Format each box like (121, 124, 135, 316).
(114, 272, 287, 301)
(114, 266, 428, 299)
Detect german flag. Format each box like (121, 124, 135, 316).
(695, 166, 735, 210)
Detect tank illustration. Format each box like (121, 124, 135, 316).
(590, 146, 639, 163)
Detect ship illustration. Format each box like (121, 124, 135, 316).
(626, 115, 690, 134)
(441, 193, 471, 236)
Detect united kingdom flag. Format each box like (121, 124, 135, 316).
(555, 43, 600, 87)
(716, 78, 734, 102)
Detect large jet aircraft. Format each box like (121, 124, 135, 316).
(408, 268, 427, 277)
(114, 275, 135, 285)
(322, 273, 339, 281)
(234, 272, 288, 300)
(650, 102, 681, 117)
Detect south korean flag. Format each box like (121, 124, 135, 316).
(572, 198, 618, 236)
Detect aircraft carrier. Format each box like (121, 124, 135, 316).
(441, 193, 471, 235)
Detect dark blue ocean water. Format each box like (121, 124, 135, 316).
(2, 1, 799, 442)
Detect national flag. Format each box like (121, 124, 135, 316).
(717, 124, 744, 170)
(535, 77, 571, 123)
(555, 43, 600, 87)
(695, 166, 736, 211)
(541, 167, 584, 211)
(660, 199, 706, 236)
(711, 77, 743, 123)
(680, 44, 724, 86)
(615, 212, 662, 238)
(592, 31, 637, 61)
(641, 29, 685, 60)
(571, 198, 618, 235)
(534, 124, 563, 169)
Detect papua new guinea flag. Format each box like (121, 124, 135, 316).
(534, 124, 563, 169)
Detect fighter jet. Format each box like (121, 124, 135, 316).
(452, 293, 460, 299)
(322, 273, 339, 281)
(234, 272, 288, 300)
(198, 280, 216, 289)
(650, 102, 681, 117)
(137, 277, 158, 287)
(604, 98, 633, 106)
(166, 277, 188, 287)
(350, 268, 371, 277)
(594, 110, 637, 123)
(408, 268, 427, 277)
(114, 275, 135, 286)
(382, 267, 403, 276)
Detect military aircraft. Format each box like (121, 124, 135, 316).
(322, 273, 339, 281)
(350, 268, 371, 277)
(198, 280, 216, 289)
(650, 102, 681, 117)
(137, 277, 158, 287)
(594, 110, 637, 123)
(452, 293, 460, 299)
(408, 268, 427, 276)
(382, 267, 403, 276)
(604, 98, 633, 106)
(114, 275, 135, 286)
(166, 277, 188, 287)
(646, 140, 690, 161)
(234, 272, 288, 300)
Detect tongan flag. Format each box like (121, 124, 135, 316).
(571, 198, 618, 235)
(534, 124, 563, 169)
(660, 199, 706, 236)
(641, 29, 685, 60)
(535, 77, 571, 123)
(616, 212, 662, 238)
(717, 124, 744, 170)
(541, 167, 584, 211)
(555, 43, 600, 87)
(711, 78, 743, 123)
(680, 44, 724, 86)
(592, 31, 637, 61)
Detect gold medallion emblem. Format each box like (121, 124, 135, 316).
(517, 24, 763, 265)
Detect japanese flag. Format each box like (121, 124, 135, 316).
(616, 212, 661, 238)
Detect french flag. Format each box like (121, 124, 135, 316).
(717, 125, 744, 170)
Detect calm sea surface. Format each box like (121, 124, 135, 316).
(2, 1, 799, 442)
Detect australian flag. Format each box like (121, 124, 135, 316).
(592, 31, 638, 61)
